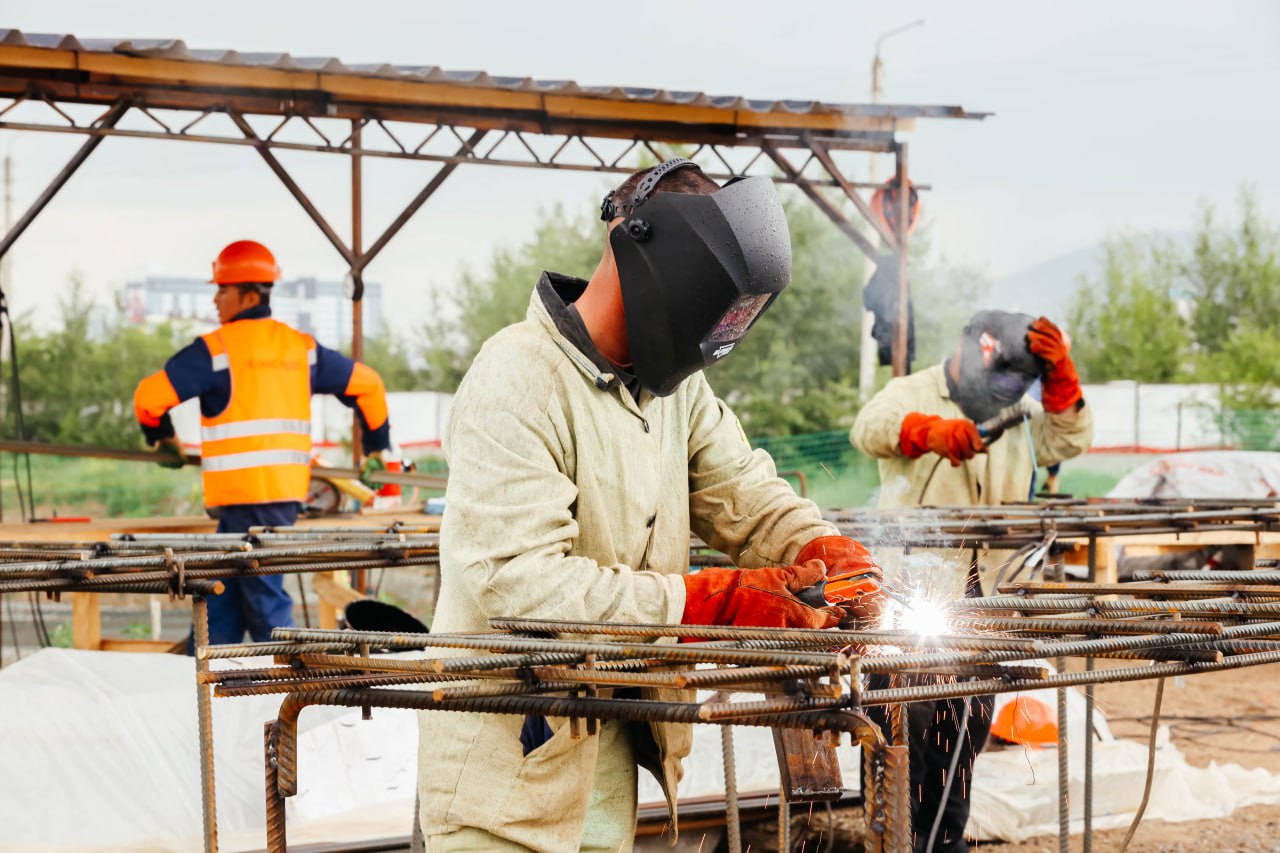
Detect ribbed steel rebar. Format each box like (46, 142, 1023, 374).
(1131, 569, 1280, 583)
(271, 627, 849, 668)
(489, 616, 1040, 651)
(946, 615, 1224, 636)
(859, 649, 1280, 705)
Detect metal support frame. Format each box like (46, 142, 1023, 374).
(891, 143, 911, 376)
(0, 88, 917, 373)
(0, 99, 128, 262)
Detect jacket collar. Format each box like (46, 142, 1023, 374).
(228, 305, 272, 323)
(529, 273, 648, 414)
(934, 361, 953, 399)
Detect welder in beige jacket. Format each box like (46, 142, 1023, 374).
(850, 310, 1093, 853)
(419, 159, 883, 852)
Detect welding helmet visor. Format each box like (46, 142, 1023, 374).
(607, 173, 791, 397)
(952, 310, 1040, 422)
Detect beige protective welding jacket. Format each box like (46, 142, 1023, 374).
(850, 363, 1094, 593)
(418, 277, 837, 850)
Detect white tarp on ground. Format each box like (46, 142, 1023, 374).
(0, 649, 839, 850)
(1108, 450, 1280, 499)
(969, 731, 1280, 841)
(6, 650, 1280, 849)
(0, 648, 416, 853)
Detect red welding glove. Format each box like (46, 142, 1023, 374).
(681, 562, 842, 630)
(1027, 317, 1083, 414)
(899, 412, 985, 466)
(795, 536, 886, 624)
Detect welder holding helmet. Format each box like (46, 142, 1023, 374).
(419, 159, 884, 851)
(850, 310, 1094, 852)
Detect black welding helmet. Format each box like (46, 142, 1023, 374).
(602, 159, 791, 397)
(951, 310, 1040, 422)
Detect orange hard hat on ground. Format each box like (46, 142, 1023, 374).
(211, 240, 281, 285)
(991, 695, 1059, 748)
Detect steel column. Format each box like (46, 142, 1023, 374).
(194, 595, 218, 853)
(891, 143, 910, 376)
(350, 119, 364, 468)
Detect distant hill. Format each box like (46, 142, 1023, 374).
(986, 246, 1098, 320)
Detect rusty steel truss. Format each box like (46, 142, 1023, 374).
(0, 30, 989, 386)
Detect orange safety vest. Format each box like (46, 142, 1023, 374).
(198, 319, 316, 508)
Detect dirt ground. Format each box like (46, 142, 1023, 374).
(979, 659, 1280, 853)
(725, 661, 1280, 852)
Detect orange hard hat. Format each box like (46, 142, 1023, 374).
(210, 240, 281, 285)
(991, 696, 1058, 748)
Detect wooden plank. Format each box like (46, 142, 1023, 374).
(99, 638, 181, 653)
(70, 592, 101, 650)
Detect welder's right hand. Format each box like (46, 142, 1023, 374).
(155, 438, 186, 469)
(681, 563, 842, 631)
(899, 412, 985, 466)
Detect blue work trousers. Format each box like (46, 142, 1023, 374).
(186, 502, 299, 654)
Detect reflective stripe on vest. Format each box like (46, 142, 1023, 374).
(198, 319, 316, 507)
(201, 418, 311, 443)
(201, 449, 313, 472)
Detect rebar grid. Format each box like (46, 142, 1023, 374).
(0, 530, 439, 596)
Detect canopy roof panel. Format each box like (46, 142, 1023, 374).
(0, 29, 987, 145)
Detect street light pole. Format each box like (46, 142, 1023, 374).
(858, 19, 924, 399)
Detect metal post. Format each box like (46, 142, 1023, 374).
(350, 120, 364, 469)
(777, 782, 790, 853)
(721, 725, 742, 853)
(194, 595, 218, 853)
(1055, 554, 1070, 853)
(1084, 536, 1096, 853)
(891, 143, 910, 377)
(264, 722, 287, 853)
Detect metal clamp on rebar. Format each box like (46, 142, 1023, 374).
(163, 547, 188, 600)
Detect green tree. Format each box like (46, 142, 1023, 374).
(1066, 234, 1190, 382)
(1187, 189, 1280, 357)
(418, 206, 601, 391)
(355, 331, 419, 391)
(7, 281, 191, 448)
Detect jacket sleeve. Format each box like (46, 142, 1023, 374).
(132, 339, 216, 445)
(311, 344, 392, 454)
(441, 351, 685, 625)
(1029, 397, 1095, 467)
(687, 375, 836, 568)
(850, 375, 915, 459)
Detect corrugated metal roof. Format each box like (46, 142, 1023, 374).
(0, 28, 988, 122)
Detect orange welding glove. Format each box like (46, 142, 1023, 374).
(681, 562, 842, 630)
(899, 412, 985, 466)
(1027, 317, 1083, 413)
(795, 536, 886, 624)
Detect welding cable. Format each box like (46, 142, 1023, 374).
(4, 592, 21, 660)
(914, 456, 947, 506)
(1022, 415, 1038, 502)
(1118, 676, 1166, 853)
(1, 293, 36, 521)
(926, 679, 976, 853)
(296, 575, 311, 628)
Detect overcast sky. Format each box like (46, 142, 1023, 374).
(1, 0, 1278, 332)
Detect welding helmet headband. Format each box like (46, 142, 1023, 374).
(951, 310, 1040, 422)
(605, 164, 791, 396)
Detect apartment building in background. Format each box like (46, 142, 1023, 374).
(124, 275, 383, 348)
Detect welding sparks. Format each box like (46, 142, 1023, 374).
(895, 594, 951, 638)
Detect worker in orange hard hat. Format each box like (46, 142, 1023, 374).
(133, 240, 394, 651)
